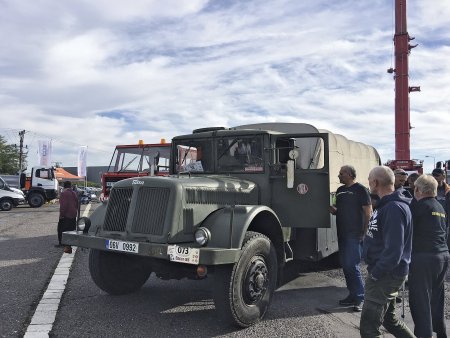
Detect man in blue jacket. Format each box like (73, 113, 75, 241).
(360, 166, 415, 338)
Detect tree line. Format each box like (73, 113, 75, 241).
(0, 135, 27, 174)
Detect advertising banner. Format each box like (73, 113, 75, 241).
(37, 139, 52, 166)
(77, 146, 88, 177)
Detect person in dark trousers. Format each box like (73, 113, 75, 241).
(57, 181, 78, 254)
(329, 165, 371, 312)
(360, 166, 414, 338)
(409, 174, 449, 338)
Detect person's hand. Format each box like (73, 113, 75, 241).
(329, 205, 337, 215)
(445, 182, 450, 195)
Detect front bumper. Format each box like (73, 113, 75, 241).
(62, 231, 240, 265)
(14, 198, 25, 206)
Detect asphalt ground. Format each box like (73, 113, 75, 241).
(1, 203, 450, 337)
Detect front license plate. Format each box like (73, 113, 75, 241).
(105, 239, 139, 254)
(167, 245, 200, 265)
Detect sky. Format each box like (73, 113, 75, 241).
(0, 0, 449, 175)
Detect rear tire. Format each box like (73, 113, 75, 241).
(89, 249, 152, 295)
(213, 231, 278, 327)
(0, 198, 14, 211)
(28, 193, 44, 208)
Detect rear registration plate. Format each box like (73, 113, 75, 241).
(167, 245, 200, 265)
(106, 239, 139, 254)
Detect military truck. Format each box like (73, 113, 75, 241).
(63, 123, 380, 327)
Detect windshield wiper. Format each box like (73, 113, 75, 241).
(217, 138, 239, 160)
(180, 146, 192, 167)
(118, 156, 138, 172)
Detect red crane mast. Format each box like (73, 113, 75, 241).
(386, 0, 422, 173)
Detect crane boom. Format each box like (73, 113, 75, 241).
(386, 0, 422, 172)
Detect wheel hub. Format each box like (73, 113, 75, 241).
(243, 257, 269, 304)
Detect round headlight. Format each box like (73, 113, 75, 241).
(195, 227, 211, 246)
(77, 217, 91, 233)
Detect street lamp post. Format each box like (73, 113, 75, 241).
(425, 155, 436, 168)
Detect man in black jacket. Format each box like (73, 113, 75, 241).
(409, 174, 449, 338)
(360, 166, 414, 338)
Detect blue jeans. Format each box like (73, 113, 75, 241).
(338, 237, 364, 302)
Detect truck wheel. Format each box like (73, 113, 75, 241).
(89, 249, 152, 295)
(0, 198, 14, 211)
(28, 193, 44, 208)
(213, 231, 278, 327)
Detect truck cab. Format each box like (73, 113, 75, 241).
(24, 166, 59, 207)
(101, 141, 171, 200)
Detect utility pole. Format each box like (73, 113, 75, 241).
(18, 130, 25, 172)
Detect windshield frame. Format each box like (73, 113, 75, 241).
(172, 133, 265, 174)
(108, 145, 171, 173)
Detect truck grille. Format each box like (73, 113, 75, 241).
(103, 188, 133, 232)
(131, 187, 170, 235)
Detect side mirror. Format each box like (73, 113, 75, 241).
(289, 149, 299, 160)
(287, 160, 294, 188)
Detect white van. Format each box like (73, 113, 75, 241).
(0, 177, 26, 211)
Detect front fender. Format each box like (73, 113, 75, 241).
(201, 205, 281, 249)
(88, 201, 108, 234)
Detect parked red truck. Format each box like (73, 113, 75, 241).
(100, 140, 171, 200)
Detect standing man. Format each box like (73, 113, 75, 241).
(394, 168, 413, 199)
(58, 181, 78, 254)
(433, 168, 450, 251)
(330, 165, 371, 312)
(360, 166, 414, 338)
(409, 174, 449, 338)
(432, 168, 450, 212)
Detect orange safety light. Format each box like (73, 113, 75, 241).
(160, 138, 166, 144)
(138, 139, 144, 145)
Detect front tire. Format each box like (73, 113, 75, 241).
(28, 193, 44, 208)
(213, 231, 278, 327)
(89, 249, 152, 295)
(0, 198, 14, 211)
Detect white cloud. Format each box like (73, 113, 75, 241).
(0, 0, 449, 177)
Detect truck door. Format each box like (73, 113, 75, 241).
(32, 167, 55, 190)
(270, 133, 330, 228)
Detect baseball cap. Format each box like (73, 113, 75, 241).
(432, 168, 445, 176)
(394, 168, 408, 176)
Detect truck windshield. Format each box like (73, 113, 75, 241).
(217, 136, 264, 173)
(174, 139, 212, 173)
(109, 146, 170, 173)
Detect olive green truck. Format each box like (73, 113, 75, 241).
(63, 122, 380, 327)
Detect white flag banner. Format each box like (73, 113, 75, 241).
(77, 146, 88, 177)
(37, 139, 52, 166)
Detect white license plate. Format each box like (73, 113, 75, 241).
(106, 239, 139, 254)
(167, 245, 200, 265)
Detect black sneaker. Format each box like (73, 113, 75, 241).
(339, 296, 356, 306)
(353, 301, 363, 312)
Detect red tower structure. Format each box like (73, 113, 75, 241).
(385, 0, 422, 173)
